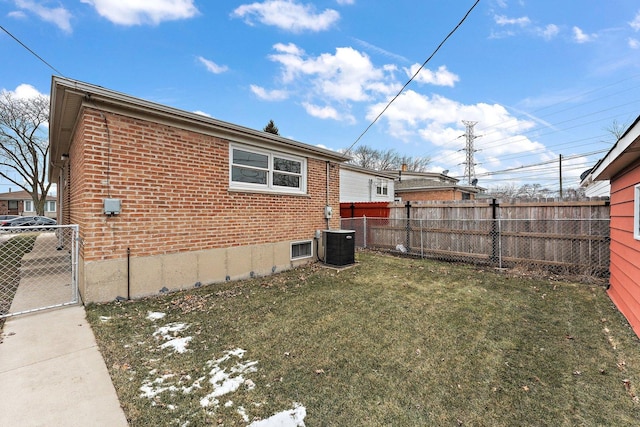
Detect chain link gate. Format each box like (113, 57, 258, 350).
(0, 225, 79, 318)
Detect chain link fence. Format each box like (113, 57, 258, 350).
(0, 225, 78, 318)
(340, 217, 610, 279)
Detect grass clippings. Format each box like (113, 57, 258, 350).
(86, 251, 640, 426)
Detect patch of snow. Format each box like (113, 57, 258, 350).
(182, 376, 205, 394)
(248, 403, 306, 427)
(160, 336, 193, 354)
(147, 311, 166, 320)
(225, 400, 234, 407)
(153, 322, 192, 353)
(99, 316, 111, 322)
(238, 405, 250, 422)
(199, 348, 258, 408)
(153, 322, 188, 339)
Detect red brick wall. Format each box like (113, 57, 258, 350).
(397, 189, 464, 201)
(68, 108, 340, 262)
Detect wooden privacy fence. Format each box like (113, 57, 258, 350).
(340, 199, 611, 278)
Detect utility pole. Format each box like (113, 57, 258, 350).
(559, 154, 563, 199)
(462, 120, 479, 185)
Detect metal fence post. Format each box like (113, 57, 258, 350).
(490, 198, 500, 265)
(420, 218, 424, 259)
(363, 216, 367, 248)
(405, 201, 411, 253)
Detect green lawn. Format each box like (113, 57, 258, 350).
(86, 251, 640, 426)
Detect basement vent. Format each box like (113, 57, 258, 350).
(291, 241, 312, 260)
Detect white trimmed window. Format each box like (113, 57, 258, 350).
(45, 201, 56, 212)
(291, 240, 313, 260)
(376, 179, 388, 196)
(230, 145, 306, 194)
(635, 184, 640, 240)
(23, 200, 34, 212)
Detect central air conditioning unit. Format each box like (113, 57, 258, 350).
(323, 230, 355, 267)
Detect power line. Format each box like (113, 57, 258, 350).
(342, 0, 481, 158)
(0, 24, 65, 77)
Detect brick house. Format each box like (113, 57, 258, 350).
(49, 77, 345, 303)
(394, 171, 481, 201)
(0, 190, 57, 218)
(592, 114, 640, 337)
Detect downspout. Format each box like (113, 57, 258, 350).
(326, 161, 330, 230)
(127, 247, 131, 300)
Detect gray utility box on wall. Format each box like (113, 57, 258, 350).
(323, 230, 356, 267)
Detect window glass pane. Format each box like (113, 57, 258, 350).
(292, 242, 311, 258)
(232, 166, 267, 184)
(273, 173, 300, 188)
(233, 149, 268, 169)
(274, 157, 301, 174)
(24, 201, 33, 211)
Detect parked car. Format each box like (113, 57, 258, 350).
(0, 216, 57, 231)
(0, 215, 18, 221)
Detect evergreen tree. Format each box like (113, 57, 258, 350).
(263, 120, 279, 135)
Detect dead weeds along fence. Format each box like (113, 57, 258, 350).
(341, 199, 610, 278)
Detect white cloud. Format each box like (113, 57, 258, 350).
(365, 89, 544, 177)
(197, 56, 228, 74)
(336, 0, 354, 5)
(7, 10, 27, 19)
(572, 26, 596, 43)
(494, 15, 530, 27)
(406, 64, 459, 87)
(303, 102, 354, 123)
(250, 85, 289, 101)
(630, 11, 640, 31)
(537, 24, 559, 40)
(492, 15, 560, 41)
(4, 83, 48, 100)
(14, 0, 72, 32)
(268, 43, 389, 102)
(354, 38, 409, 63)
(629, 38, 640, 49)
(81, 0, 198, 25)
(232, 0, 339, 33)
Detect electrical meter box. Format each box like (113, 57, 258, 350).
(103, 198, 121, 215)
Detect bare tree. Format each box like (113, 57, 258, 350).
(347, 145, 431, 172)
(398, 155, 431, 173)
(0, 90, 51, 215)
(605, 119, 628, 142)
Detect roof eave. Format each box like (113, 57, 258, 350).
(49, 76, 348, 181)
(593, 115, 640, 181)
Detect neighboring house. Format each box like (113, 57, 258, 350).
(592, 114, 640, 337)
(339, 164, 396, 218)
(0, 190, 57, 218)
(580, 164, 611, 197)
(393, 171, 481, 201)
(49, 77, 345, 303)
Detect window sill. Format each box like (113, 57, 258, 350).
(227, 187, 310, 197)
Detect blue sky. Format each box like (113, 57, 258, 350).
(2, 0, 640, 195)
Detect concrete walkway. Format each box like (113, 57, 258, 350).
(0, 306, 128, 426)
(0, 232, 128, 426)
